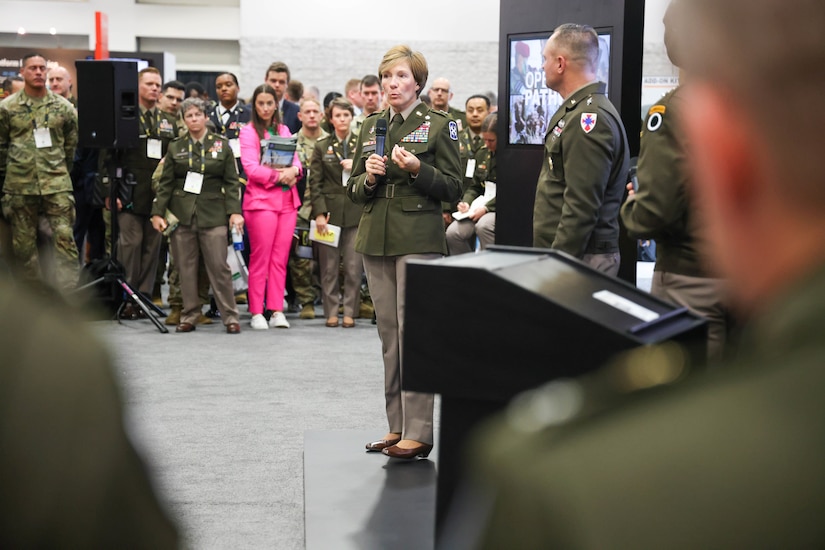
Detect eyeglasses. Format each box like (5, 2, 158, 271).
(430, 87, 450, 93)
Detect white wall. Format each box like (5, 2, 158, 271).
(1, 0, 673, 107)
(240, 0, 499, 42)
(0, 0, 239, 50)
(239, 0, 500, 108)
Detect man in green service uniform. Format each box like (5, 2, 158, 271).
(532, 24, 629, 276)
(99, 67, 179, 319)
(445, 94, 491, 224)
(0, 53, 79, 290)
(620, 1, 729, 360)
(452, 0, 825, 547)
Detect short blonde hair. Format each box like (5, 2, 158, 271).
(378, 45, 428, 98)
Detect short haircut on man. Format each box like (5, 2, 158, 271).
(551, 23, 600, 73)
(266, 61, 291, 82)
(139, 66, 161, 80)
(162, 80, 185, 93)
(465, 94, 491, 109)
(21, 52, 45, 66)
(360, 74, 380, 90)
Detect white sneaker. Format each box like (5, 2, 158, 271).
(269, 311, 290, 329)
(250, 314, 269, 330)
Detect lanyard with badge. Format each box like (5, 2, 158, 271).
(26, 103, 52, 148)
(183, 139, 206, 194)
(218, 106, 242, 159)
(334, 133, 352, 186)
(141, 109, 163, 160)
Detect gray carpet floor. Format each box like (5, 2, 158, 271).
(93, 305, 400, 549)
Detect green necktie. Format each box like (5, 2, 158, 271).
(390, 113, 404, 142)
(473, 135, 481, 151)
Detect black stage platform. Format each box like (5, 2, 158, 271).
(304, 430, 438, 549)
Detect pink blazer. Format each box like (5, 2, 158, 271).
(240, 123, 302, 212)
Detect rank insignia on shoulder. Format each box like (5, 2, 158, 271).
(649, 105, 666, 115)
(448, 121, 459, 141)
(581, 113, 597, 134)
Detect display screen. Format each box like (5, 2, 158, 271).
(508, 30, 611, 145)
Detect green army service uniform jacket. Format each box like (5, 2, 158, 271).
(445, 127, 487, 212)
(0, 91, 77, 195)
(461, 146, 496, 213)
(621, 86, 706, 277)
(533, 82, 629, 257)
(309, 131, 362, 228)
(347, 103, 462, 257)
(447, 106, 467, 129)
(99, 107, 179, 216)
(151, 133, 241, 228)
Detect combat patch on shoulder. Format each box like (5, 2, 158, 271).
(580, 113, 597, 134)
(448, 120, 459, 141)
(647, 112, 664, 132)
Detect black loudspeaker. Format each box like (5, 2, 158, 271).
(75, 60, 139, 149)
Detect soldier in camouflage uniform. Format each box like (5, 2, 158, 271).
(0, 53, 78, 290)
(290, 98, 326, 319)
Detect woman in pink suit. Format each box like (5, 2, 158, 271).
(240, 84, 302, 330)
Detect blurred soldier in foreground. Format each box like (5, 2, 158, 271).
(0, 276, 179, 546)
(450, 0, 825, 547)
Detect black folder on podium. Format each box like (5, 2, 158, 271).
(402, 246, 707, 535)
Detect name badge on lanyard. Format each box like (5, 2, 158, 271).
(341, 169, 351, 186)
(229, 138, 241, 158)
(34, 127, 52, 148)
(184, 171, 204, 194)
(465, 158, 476, 178)
(147, 138, 162, 160)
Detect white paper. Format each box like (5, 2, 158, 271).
(34, 127, 52, 148)
(593, 289, 660, 322)
(147, 138, 162, 160)
(452, 182, 496, 221)
(309, 219, 341, 248)
(341, 168, 351, 186)
(183, 171, 204, 194)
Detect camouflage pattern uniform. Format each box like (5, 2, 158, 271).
(290, 128, 327, 316)
(0, 90, 79, 289)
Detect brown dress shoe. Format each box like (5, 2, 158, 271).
(175, 322, 196, 333)
(365, 437, 401, 452)
(225, 322, 241, 334)
(342, 316, 355, 328)
(382, 443, 433, 459)
(119, 303, 138, 320)
(325, 317, 339, 328)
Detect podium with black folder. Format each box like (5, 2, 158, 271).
(402, 245, 707, 535)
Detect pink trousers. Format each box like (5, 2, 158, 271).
(243, 208, 297, 314)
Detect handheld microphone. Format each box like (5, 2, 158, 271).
(375, 118, 387, 158)
(374, 118, 388, 184)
